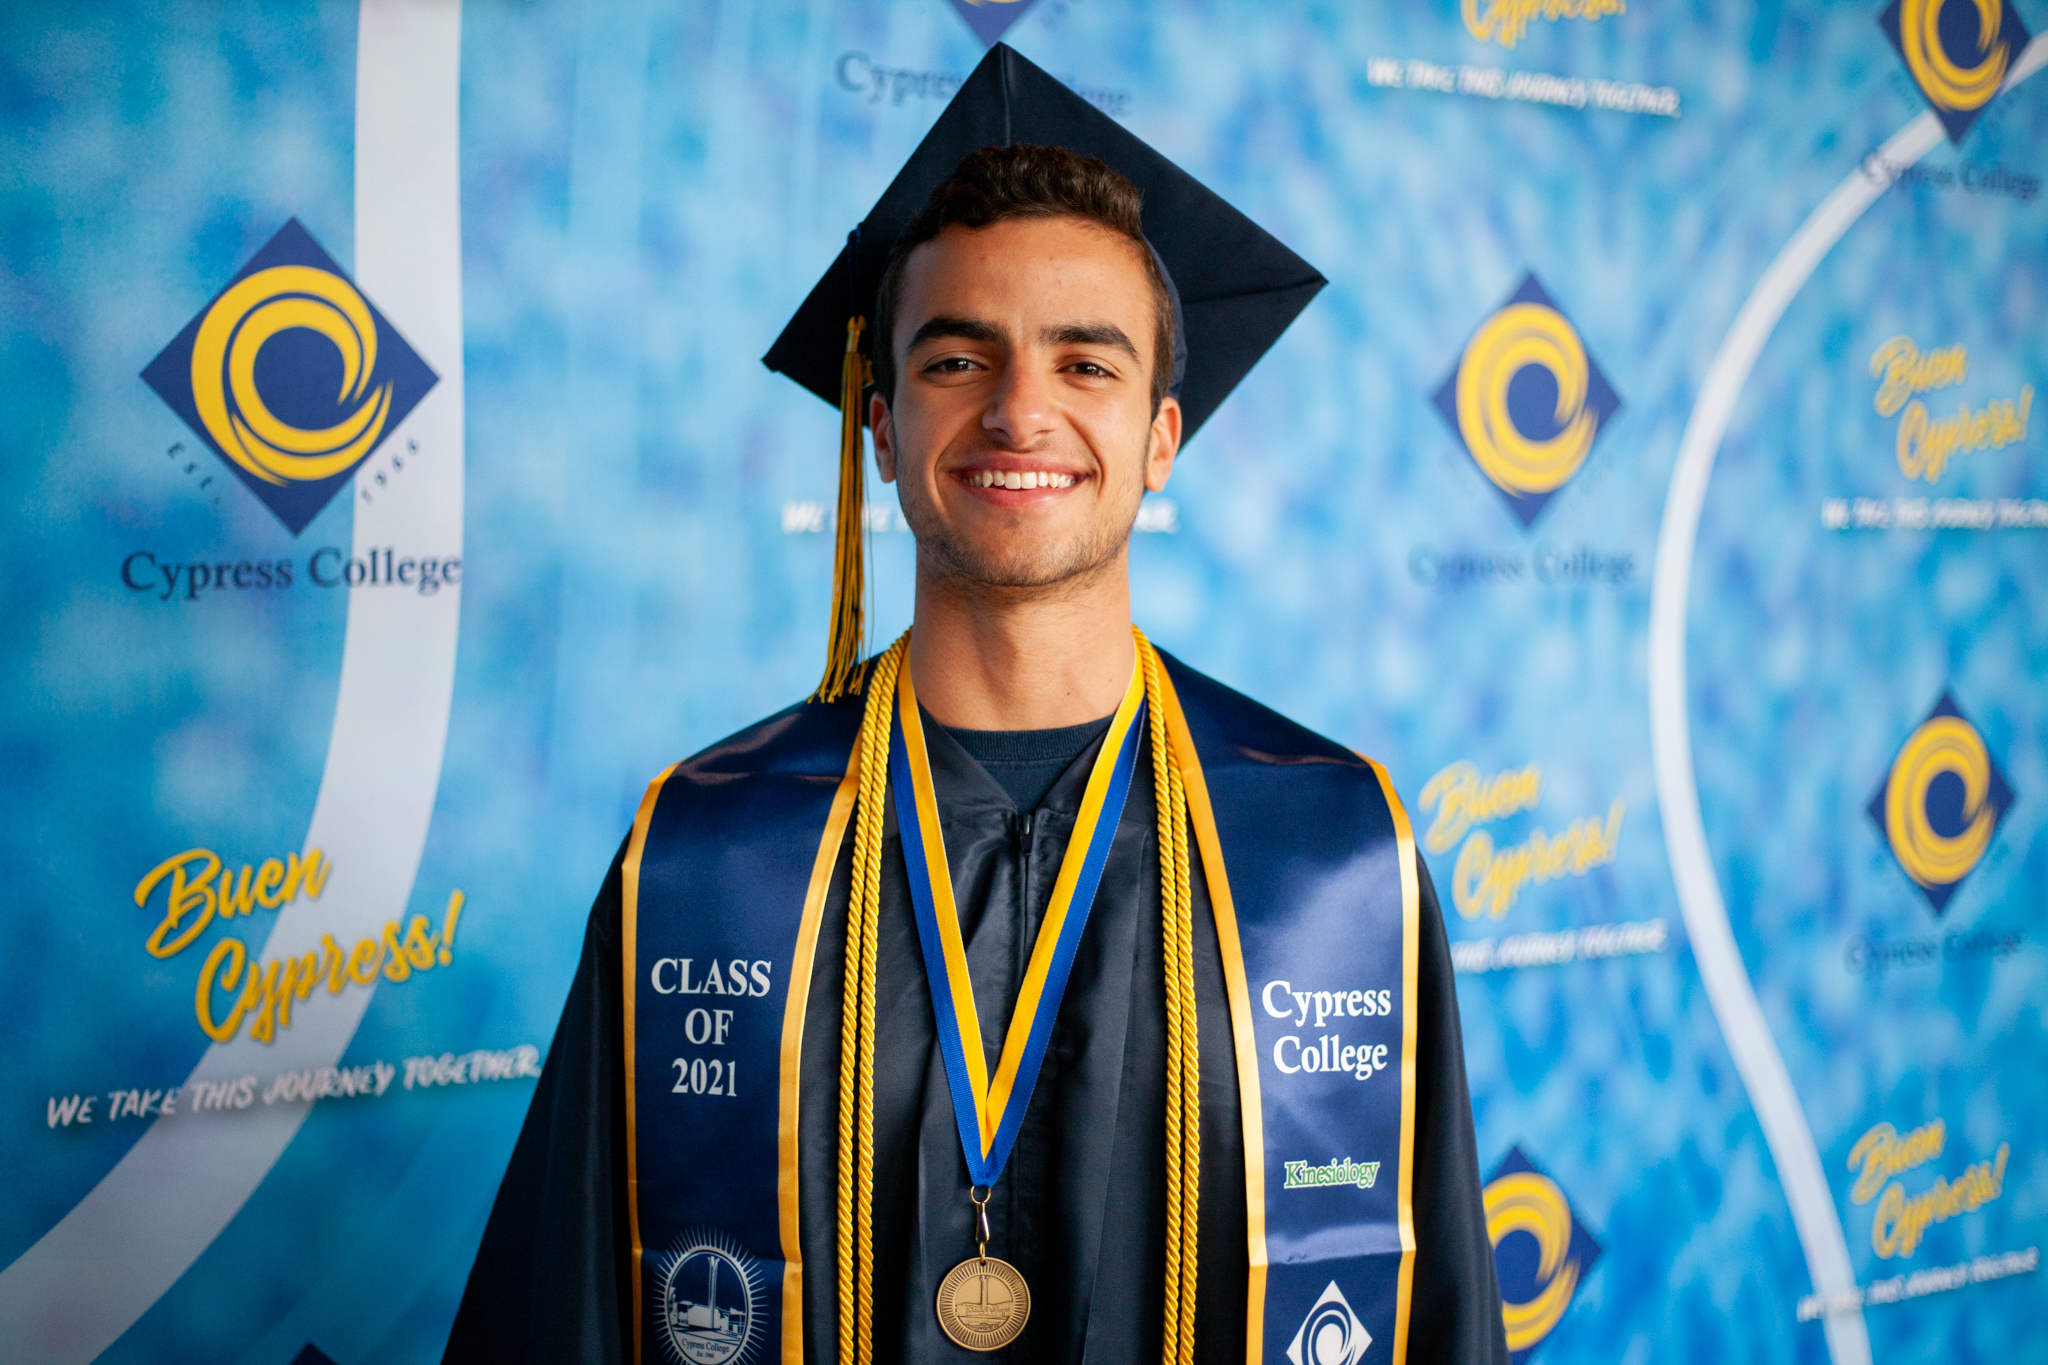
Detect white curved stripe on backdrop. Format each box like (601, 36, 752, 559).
(1649, 35, 2048, 1365)
(0, 2, 465, 1359)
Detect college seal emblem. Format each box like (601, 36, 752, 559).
(653, 1230, 763, 1365)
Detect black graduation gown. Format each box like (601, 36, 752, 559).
(444, 721, 1506, 1364)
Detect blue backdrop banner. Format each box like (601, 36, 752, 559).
(1, 1, 2041, 1362)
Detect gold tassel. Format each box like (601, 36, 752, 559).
(816, 316, 873, 703)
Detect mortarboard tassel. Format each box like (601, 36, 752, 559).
(817, 314, 872, 702)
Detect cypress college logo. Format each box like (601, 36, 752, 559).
(142, 219, 437, 534)
(654, 1229, 764, 1365)
(1869, 690, 2013, 913)
(1880, 0, 2032, 142)
(1286, 1280, 1372, 1365)
(1484, 1147, 1600, 1362)
(1433, 274, 1619, 527)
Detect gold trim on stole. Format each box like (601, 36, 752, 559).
(1363, 756, 1421, 1365)
(777, 743, 863, 1365)
(623, 762, 682, 1365)
(1150, 666, 1268, 1364)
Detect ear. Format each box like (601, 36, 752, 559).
(1143, 395, 1182, 493)
(870, 391, 897, 484)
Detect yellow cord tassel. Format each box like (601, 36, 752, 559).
(817, 317, 873, 703)
(836, 634, 904, 1364)
(1140, 629, 1201, 1364)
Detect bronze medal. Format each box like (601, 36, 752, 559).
(935, 1255, 1030, 1352)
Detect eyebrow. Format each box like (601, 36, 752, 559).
(1044, 322, 1139, 360)
(905, 315, 1002, 351)
(904, 315, 1141, 364)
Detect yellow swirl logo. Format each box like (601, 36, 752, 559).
(143, 219, 436, 534)
(1434, 274, 1619, 527)
(1458, 307, 1595, 494)
(1869, 692, 2013, 913)
(1880, 0, 2030, 142)
(1483, 1147, 1599, 1360)
(191, 266, 392, 488)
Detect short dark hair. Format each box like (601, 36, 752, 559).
(871, 144, 1176, 413)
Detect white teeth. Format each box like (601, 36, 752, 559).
(967, 470, 1075, 489)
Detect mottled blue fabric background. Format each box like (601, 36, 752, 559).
(1, 1, 2041, 1361)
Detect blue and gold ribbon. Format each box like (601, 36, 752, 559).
(890, 655, 1147, 1188)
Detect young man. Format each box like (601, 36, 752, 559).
(448, 46, 1505, 1365)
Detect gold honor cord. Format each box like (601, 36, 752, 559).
(836, 636, 904, 1365)
(1138, 629, 1202, 1365)
(831, 629, 1199, 1362)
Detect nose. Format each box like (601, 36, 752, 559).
(981, 356, 1057, 450)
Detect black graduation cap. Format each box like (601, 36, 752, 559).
(766, 43, 1325, 701)
(764, 42, 1325, 442)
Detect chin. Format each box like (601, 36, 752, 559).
(927, 530, 1126, 592)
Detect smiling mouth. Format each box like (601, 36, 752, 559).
(960, 469, 1079, 490)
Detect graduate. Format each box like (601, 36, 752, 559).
(447, 45, 1506, 1365)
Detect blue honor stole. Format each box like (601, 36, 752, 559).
(623, 648, 1420, 1365)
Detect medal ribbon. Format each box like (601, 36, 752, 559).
(891, 654, 1147, 1188)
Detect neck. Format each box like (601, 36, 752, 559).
(907, 551, 1136, 731)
